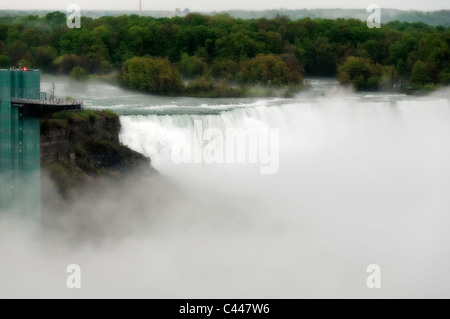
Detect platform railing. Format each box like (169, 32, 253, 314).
(10, 97, 83, 106)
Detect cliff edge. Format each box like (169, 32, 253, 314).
(40, 110, 153, 199)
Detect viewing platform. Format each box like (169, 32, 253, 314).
(0, 68, 83, 218)
(9, 96, 83, 116)
(1, 90, 83, 116)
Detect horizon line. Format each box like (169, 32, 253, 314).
(1, 8, 449, 13)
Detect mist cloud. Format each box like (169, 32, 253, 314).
(1, 86, 450, 298)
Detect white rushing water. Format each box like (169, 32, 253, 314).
(2, 76, 449, 298)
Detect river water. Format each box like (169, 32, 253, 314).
(15, 75, 449, 298)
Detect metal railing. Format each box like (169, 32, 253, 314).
(11, 97, 83, 106)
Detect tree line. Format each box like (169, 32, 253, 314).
(0, 12, 448, 95)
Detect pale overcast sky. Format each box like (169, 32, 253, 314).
(2, 0, 449, 11)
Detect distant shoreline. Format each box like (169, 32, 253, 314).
(0, 9, 449, 26)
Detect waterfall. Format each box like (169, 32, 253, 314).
(119, 97, 450, 174)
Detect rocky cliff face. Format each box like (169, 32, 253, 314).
(40, 110, 153, 199)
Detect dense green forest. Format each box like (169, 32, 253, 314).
(0, 12, 449, 96)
